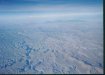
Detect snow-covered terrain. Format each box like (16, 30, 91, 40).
(0, 19, 103, 74)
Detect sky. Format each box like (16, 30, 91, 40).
(0, 0, 103, 13)
(0, 0, 103, 24)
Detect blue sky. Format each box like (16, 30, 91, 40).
(0, 0, 103, 5)
(0, 0, 103, 13)
(0, 0, 103, 23)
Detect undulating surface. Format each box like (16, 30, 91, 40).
(0, 0, 103, 74)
